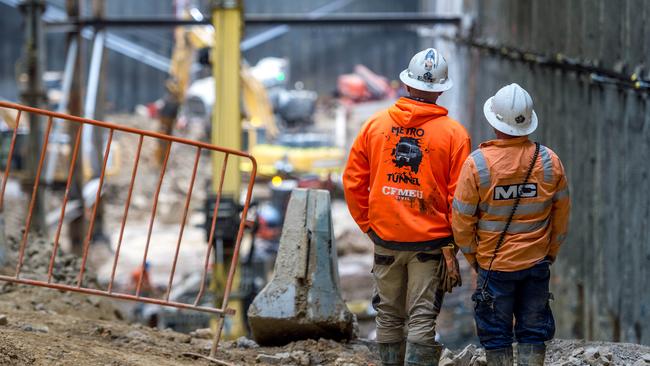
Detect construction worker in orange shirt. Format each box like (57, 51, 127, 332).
(452, 83, 570, 366)
(344, 48, 470, 366)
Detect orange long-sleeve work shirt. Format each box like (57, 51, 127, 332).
(451, 137, 570, 272)
(343, 97, 471, 245)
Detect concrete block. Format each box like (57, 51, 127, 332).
(248, 189, 356, 346)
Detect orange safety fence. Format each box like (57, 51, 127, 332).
(0, 101, 256, 353)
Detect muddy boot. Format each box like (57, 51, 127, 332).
(517, 343, 546, 366)
(404, 342, 442, 366)
(378, 341, 405, 366)
(485, 347, 513, 366)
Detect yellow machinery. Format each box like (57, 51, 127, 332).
(242, 142, 344, 179)
(168, 5, 342, 183)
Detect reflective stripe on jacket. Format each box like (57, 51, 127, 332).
(343, 97, 471, 244)
(451, 137, 570, 272)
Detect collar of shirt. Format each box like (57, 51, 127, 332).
(479, 136, 530, 148)
(406, 96, 436, 105)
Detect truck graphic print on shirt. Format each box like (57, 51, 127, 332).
(391, 137, 423, 174)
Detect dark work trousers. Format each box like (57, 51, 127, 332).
(471, 261, 555, 350)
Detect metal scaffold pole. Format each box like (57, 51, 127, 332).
(65, 0, 86, 254)
(210, 0, 244, 356)
(18, 0, 47, 234)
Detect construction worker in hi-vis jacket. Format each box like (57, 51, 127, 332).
(344, 48, 470, 366)
(452, 83, 571, 366)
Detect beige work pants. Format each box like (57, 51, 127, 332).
(373, 245, 443, 346)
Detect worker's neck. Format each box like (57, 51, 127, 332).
(408, 95, 439, 104)
(494, 129, 524, 140)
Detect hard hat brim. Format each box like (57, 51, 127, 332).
(483, 97, 538, 136)
(399, 69, 453, 92)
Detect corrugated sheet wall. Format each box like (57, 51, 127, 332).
(0, 0, 421, 111)
(243, 0, 420, 94)
(454, 0, 650, 345)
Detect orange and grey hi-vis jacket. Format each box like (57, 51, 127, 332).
(343, 97, 471, 249)
(451, 137, 570, 272)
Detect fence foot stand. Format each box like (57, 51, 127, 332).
(182, 352, 236, 366)
(210, 314, 226, 358)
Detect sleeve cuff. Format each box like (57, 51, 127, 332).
(359, 222, 370, 233)
(463, 253, 477, 265)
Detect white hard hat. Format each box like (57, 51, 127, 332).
(399, 48, 453, 92)
(483, 83, 538, 136)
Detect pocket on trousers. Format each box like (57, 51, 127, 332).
(415, 252, 441, 262)
(543, 292, 556, 340)
(374, 253, 395, 266)
(472, 290, 497, 339)
(471, 290, 494, 312)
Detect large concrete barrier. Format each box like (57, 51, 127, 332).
(247, 188, 356, 346)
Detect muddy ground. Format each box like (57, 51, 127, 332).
(2, 285, 650, 366)
(2, 113, 650, 365)
(0, 289, 378, 366)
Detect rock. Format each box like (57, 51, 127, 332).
(595, 355, 611, 366)
(642, 353, 650, 362)
(235, 336, 259, 349)
(0, 314, 7, 326)
(453, 344, 478, 365)
(125, 330, 148, 341)
(88, 296, 101, 307)
(558, 357, 584, 366)
(441, 348, 454, 360)
(350, 344, 369, 355)
(439, 358, 455, 366)
(190, 338, 211, 352)
(255, 353, 289, 365)
(334, 358, 358, 366)
(175, 333, 191, 344)
(290, 350, 311, 366)
(598, 347, 613, 361)
(583, 347, 600, 363)
(571, 347, 585, 357)
(190, 328, 213, 339)
(633, 361, 647, 366)
(439, 348, 455, 366)
(471, 354, 487, 366)
(22, 324, 48, 333)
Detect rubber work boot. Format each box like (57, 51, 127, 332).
(485, 346, 514, 366)
(517, 343, 546, 366)
(378, 341, 405, 366)
(404, 342, 442, 366)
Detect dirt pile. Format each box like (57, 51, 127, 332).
(546, 339, 650, 366)
(220, 338, 378, 365)
(439, 344, 486, 365)
(1, 234, 99, 286)
(0, 302, 378, 366)
(436, 340, 650, 366)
